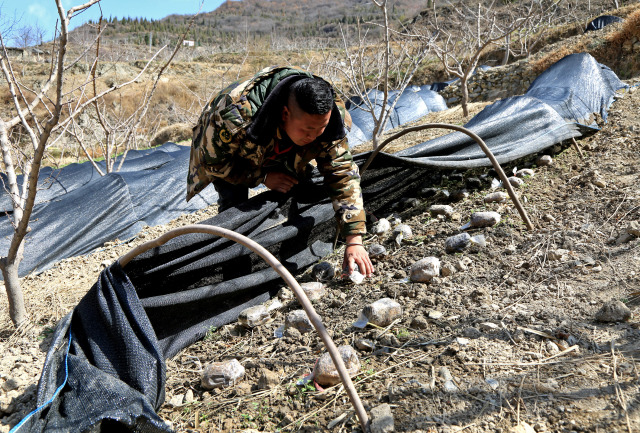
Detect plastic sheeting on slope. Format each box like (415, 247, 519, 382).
(346, 87, 447, 146)
(0, 142, 183, 213)
(0, 144, 217, 277)
(585, 15, 623, 32)
(16, 52, 628, 433)
(388, 53, 626, 168)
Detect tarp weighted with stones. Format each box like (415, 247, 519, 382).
(13, 53, 629, 432)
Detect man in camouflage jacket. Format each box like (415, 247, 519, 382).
(186, 66, 373, 277)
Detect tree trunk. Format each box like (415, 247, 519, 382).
(502, 33, 510, 66)
(1, 259, 27, 327)
(460, 76, 470, 118)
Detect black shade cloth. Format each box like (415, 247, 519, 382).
(585, 15, 623, 32)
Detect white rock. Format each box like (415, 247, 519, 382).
(484, 191, 508, 203)
(349, 270, 365, 284)
(507, 176, 524, 188)
(373, 218, 391, 235)
(515, 168, 535, 178)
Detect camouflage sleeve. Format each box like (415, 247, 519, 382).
(315, 136, 366, 237)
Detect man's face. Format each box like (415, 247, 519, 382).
(281, 103, 331, 147)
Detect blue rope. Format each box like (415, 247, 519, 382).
(9, 330, 73, 433)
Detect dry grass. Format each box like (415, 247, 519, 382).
(530, 3, 640, 76)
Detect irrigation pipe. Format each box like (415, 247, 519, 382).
(360, 123, 534, 231)
(119, 224, 370, 432)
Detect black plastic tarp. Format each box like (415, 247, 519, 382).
(585, 15, 623, 32)
(390, 53, 625, 167)
(14, 157, 428, 432)
(0, 144, 217, 277)
(13, 52, 629, 433)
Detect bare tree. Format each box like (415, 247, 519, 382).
(0, 0, 187, 327)
(417, 1, 555, 117)
(320, 0, 432, 151)
(500, 1, 559, 63)
(13, 25, 36, 49)
(64, 10, 200, 175)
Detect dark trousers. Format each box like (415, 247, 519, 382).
(212, 178, 249, 212)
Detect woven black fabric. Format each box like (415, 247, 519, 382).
(585, 15, 623, 32)
(16, 263, 172, 433)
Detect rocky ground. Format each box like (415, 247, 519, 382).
(0, 77, 639, 433)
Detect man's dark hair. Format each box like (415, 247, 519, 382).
(289, 77, 334, 115)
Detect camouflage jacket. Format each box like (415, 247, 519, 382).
(186, 66, 366, 236)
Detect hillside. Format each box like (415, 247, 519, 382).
(70, 0, 423, 47)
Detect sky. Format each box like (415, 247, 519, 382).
(1, 0, 228, 43)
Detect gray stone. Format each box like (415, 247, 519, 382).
(311, 262, 335, 282)
(201, 359, 245, 390)
(362, 298, 403, 327)
(430, 204, 454, 218)
(313, 345, 360, 387)
(595, 301, 631, 323)
(369, 244, 388, 259)
(370, 403, 395, 433)
(445, 233, 471, 253)
(285, 310, 314, 334)
(536, 155, 553, 166)
(300, 281, 326, 301)
(469, 211, 501, 228)
(238, 305, 270, 328)
(484, 191, 508, 203)
(410, 257, 440, 282)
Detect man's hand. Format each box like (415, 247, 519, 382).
(342, 235, 374, 278)
(264, 172, 298, 193)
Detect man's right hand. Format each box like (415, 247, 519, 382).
(263, 172, 298, 193)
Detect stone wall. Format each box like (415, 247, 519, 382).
(440, 59, 538, 106)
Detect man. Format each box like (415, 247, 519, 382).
(186, 66, 374, 278)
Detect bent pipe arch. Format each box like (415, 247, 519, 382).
(119, 224, 370, 432)
(360, 123, 534, 231)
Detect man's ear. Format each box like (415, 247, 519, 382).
(281, 105, 290, 122)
